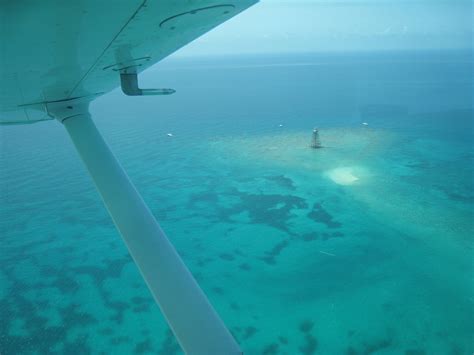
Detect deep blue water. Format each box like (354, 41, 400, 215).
(1, 51, 473, 354)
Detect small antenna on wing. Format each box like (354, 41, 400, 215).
(120, 73, 175, 96)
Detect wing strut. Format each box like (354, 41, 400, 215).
(48, 100, 241, 355)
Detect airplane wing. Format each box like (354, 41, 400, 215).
(0, 0, 257, 124)
(1, 2, 259, 353)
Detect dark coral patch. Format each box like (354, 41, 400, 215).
(134, 338, 154, 354)
(212, 287, 224, 294)
(242, 326, 258, 340)
(239, 263, 252, 271)
(51, 274, 80, 294)
(71, 256, 131, 287)
(221, 192, 307, 232)
(265, 175, 296, 190)
(107, 301, 129, 324)
(362, 338, 392, 354)
(158, 329, 180, 355)
(260, 256, 276, 265)
(262, 343, 279, 355)
(299, 334, 318, 355)
(405, 349, 426, 355)
(307, 203, 341, 229)
(260, 240, 289, 265)
(62, 336, 92, 354)
(299, 320, 314, 333)
(60, 304, 97, 327)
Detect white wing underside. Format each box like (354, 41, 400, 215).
(0, 0, 257, 124)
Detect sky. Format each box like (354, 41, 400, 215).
(175, 0, 473, 56)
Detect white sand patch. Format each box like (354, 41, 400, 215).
(327, 167, 360, 185)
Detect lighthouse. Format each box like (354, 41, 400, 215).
(310, 128, 322, 149)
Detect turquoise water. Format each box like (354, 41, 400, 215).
(1, 51, 473, 354)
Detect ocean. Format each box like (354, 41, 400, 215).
(1, 50, 473, 354)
